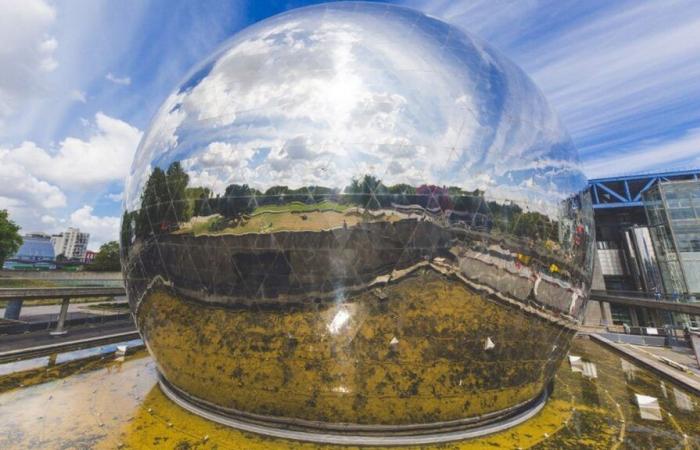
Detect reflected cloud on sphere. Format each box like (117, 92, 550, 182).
(125, 2, 584, 214)
(121, 2, 594, 443)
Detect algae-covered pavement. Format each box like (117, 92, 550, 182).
(0, 337, 698, 449)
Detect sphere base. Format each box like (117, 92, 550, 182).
(158, 373, 550, 446)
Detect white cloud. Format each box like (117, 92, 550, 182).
(105, 72, 131, 86)
(407, 0, 700, 166)
(0, 148, 66, 235)
(187, 141, 256, 169)
(584, 128, 700, 178)
(70, 89, 86, 103)
(4, 112, 142, 188)
(134, 15, 480, 198)
(106, 192, 123, 202)
(69, 205, 120, 249)
(38, 37, 58, 71)
(0, 0, 57, 126)
(0, 113, 140, 237)
(40, 214, 58, 225)
(0, 149, 66, 210)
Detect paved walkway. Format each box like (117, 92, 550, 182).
(590, 333, 700, 395)
(629, 344, 700, 375)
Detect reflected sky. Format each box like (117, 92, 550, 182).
(125, 3, 587, 215)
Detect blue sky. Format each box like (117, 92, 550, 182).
(1, 0, 699, 248)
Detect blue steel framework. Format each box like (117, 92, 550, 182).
(589, 169, 700, 209)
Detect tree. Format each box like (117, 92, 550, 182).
(264, 185, 291, 204)
(222, 184, 254, 218)
(133, 162, 193, 238)
(0, 209, 22, 268)
(186, 187, 211, 216)
(136, 167, 168, 237)
(88, 241, 121, 272)
(120, 211, 136, 251)
(416, 185, 453, 211)
(511, 211, 558, 241)
(345, 175, 386, 209)
(165, 161, 190, 223)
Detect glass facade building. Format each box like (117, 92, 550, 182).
(644, 180, 700, 297)
(586, 171, 700, 329)
(2, 232, 56, 270)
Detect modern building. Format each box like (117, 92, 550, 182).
(51, 227, 90, 261)
(2, 232, 56, 270)
(586, 169, 700, 328)
(644, 180, 700, 297)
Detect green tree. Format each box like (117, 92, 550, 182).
(222, 184, 254, 218)
(134, 162, 193, 238)
(88, 241, 121, 272)
(345, 175, 385, 209)
(136, 167, 168, 237)
(165, 161, 190, 223)
(186, 187, 211, 216)
(512, 211, 558, 241)
(120, 210, 136, 251)
(0, 209, 22, 267)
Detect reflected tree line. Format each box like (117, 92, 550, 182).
(121, 162, 560, 247)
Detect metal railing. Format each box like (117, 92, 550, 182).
(591, 289, 699, 304)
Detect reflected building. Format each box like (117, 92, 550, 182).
(121, 3, 593, 441)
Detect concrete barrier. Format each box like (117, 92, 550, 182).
(0, 270, 122, 280)
(598, 332, 667, 347)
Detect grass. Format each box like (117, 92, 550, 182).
(82, 301, 129, 311)
(177, 202, 404, 237)
(183, 215, 220, 236)
(251, 201, 349, 215)
(0, 279, 59, 288)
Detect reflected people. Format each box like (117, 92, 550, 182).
(120, 2, 594, 436)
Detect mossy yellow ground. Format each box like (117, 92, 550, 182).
(138, 271, 567, 424)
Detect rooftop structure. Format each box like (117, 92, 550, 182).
(588, 169, 700, 209)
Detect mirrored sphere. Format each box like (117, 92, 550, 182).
(121, 2, 594, 437)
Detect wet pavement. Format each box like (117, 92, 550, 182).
(0, 335, 698, 449)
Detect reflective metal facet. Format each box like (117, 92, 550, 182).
(121, 2, 594, 435)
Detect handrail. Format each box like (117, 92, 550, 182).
(590, 289, 699, 304)
(0, 286, 126, 300)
